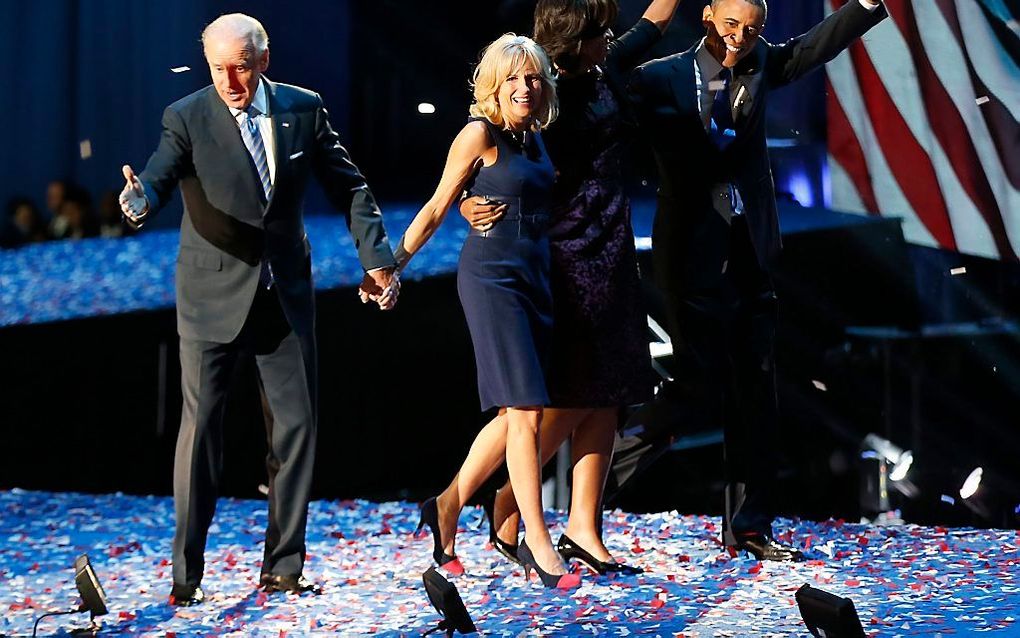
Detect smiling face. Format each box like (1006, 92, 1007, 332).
(205, 34, 269, 110)
(497, 60, 544, 130)
(703, 0, 766, 68)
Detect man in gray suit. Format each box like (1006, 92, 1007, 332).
(119, 13, 397, 605)
(624, 0, 886, 561)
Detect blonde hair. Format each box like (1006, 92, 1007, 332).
(469, 34, 558, 130)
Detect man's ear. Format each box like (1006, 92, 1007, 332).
(702, 5, 714, 23)
(257, 49, 270, 74)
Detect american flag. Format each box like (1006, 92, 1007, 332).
(825, 0, 1020, 261)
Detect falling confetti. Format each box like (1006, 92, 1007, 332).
(170, 66, 191, 73)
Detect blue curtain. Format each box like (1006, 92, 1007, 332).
(0, 0, 352, 229)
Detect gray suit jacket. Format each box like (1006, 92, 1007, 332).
(630, 0, 887, 279)
(137, 78, 394, 343)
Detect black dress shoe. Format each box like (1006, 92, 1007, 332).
(482, 491, 521, 565)
(169, 582, 205, 606)
(557, 534, 643, 575)
(729, 533, 803, 562)
(261, 573, 322, 595)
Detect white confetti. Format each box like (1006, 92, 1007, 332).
(812, 379, 828, 392)
(975, 96, 990, 106)
(950, 266, 967, 276)
(170, 65, 191, 73)
(79, 139, 92, 159)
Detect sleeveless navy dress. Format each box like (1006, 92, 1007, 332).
(458, 118, 556, 411)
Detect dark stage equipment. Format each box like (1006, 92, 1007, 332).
(422, 567, 477, 636)
(31, 554, 108, 636)
(74, 554, 109, 620)
(796, 584, 866, 638)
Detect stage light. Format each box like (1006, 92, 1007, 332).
(888, 450, 913, 482)
(861, 433, 916, 495)
(959, 467, 983, 500)
(74, 554, 108, 619)
(418, 102, 436, 115)
(795, 584, 866, 638)
(31, 554, 108, 637)
(422, 567, 476, 636)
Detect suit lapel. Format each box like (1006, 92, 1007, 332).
(264, 78, 299, 214)
(205, 88, 266, 220)
(732, 45, 766, 122)
(668, 48, 717, 150)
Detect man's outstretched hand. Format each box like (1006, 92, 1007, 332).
(119, 165, 149, 224)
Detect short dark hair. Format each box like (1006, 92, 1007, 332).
(533, 0, 619, 75)
(711, 0, 768, 20)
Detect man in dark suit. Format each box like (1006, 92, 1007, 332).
(118, 13, 397, 604)
(624, 0, 886, 560)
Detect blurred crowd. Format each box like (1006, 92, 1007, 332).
(0, 180, 131, 249)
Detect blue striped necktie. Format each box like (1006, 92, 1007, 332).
(238, 105, 274, 288)
(238, 105, 272, 200)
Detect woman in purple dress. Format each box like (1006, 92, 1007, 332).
(461, 0, 680, 574)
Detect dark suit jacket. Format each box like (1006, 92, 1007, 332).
(630, 1, 887, 282)
(137, 78, 394, 343)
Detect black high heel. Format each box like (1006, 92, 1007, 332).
(415, 497, 465, 576)
(557, 534, 643, 575)
(482, 491, 521, 565)
(518, 540, 582, 590)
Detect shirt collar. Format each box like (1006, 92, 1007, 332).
(229, 77, 268, 117)
(695, 37, 727, 82)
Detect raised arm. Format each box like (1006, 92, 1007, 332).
(642, 0, 682, 33)
(766, 0, 887, 89)
(608, 0, 681, 72)
(395, 121, 492, 269)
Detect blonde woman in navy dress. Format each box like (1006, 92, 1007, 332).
(395, 34, 581, 589)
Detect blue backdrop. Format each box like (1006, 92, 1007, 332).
(0, 0, 352, 229)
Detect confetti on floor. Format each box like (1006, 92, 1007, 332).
(1, 490, 1018, 636)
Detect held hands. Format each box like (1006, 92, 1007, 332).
(119, 165, 149, 224)
(459, 196, 507, 232)
(358, 266, 400, 311)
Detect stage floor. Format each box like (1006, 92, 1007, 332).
(1, 491, 1017, 636)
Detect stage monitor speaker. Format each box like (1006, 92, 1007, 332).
(74, 554, 108, 618)
(422, 567, 476, 636)
(796, 584, 865, 637)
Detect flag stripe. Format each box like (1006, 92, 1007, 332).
(939, 0, 1020, 187)
(825, 77, 881, 214)
(844, 35, 958, 250)
(885, 0, 1015, 259)
(826, 0, 1020, 260)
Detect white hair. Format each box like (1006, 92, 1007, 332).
(202, 13, 269, 54)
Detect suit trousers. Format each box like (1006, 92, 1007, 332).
(609, 213, 778, 537)
(173, 286, 317, 585)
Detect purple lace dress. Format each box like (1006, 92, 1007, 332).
(543, 19, 661, 408)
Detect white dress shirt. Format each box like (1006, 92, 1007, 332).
(228, 78, 277, 186)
